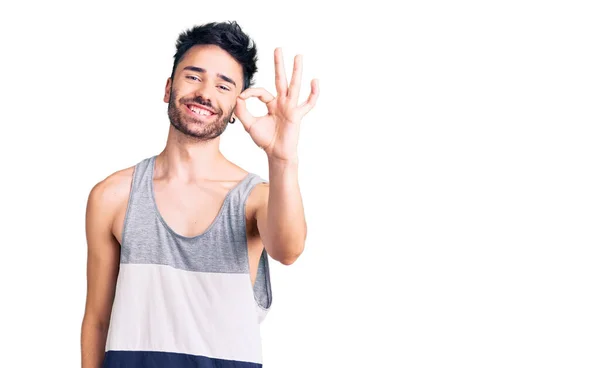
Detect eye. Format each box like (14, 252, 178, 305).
(218, 85, 231, 91)
(186, 75, 200, 81)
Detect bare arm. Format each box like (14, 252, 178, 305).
(81, 181, 121, 368)
(235, 48, 318, 266)
(256, 157, 307, 265)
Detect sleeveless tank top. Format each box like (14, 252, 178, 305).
(103, 155, 273, 367)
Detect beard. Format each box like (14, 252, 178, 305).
(167, 88, 234, 141)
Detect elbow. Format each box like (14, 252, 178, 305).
(81, 314, 110, 336)
(276, 242, 305, 266)
(280, 255, 299, 266)
(269, 227, 307, 266)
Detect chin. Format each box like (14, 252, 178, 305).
(171, 120, 228, 141)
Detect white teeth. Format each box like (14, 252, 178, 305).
(190, 106, 211, 116)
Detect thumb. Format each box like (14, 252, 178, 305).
(234, 97, 255, 132)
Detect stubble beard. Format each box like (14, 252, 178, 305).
(167, 88, 233, 141)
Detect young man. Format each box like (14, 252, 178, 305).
(80, 21, 319, 368)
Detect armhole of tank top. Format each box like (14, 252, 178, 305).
(255, 247, 273, 311)
(242, 176, 273, 312)
(119, 163, 137, 249)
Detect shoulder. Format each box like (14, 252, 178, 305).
(87, 165, 136, 220)
(245, 178, 269, 220)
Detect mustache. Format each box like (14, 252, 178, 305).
(179, 96, 219, 113)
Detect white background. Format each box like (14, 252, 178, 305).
(0, 1, 599, 367)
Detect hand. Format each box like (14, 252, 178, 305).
(234, 47, 319, 161)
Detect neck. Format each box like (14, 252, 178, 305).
(156, 126, 227, 181)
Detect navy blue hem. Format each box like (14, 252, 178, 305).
(103, 350, 262, 368)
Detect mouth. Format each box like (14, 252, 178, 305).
(185, 104, 217, 119)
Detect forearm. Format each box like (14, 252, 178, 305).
(81, 319, 108, 368)
(264, 157, 307, 264)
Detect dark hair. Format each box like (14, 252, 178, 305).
(170, 21, 258, 90)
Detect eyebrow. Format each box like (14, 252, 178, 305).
(182, 66, 237, 87)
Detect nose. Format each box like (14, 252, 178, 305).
(193, 81, 213, 104)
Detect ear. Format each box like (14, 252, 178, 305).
(163, 78, 172, 103)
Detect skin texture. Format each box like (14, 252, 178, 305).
(80, 44, 319, 368)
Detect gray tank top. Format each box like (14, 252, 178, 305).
(103, 155, 273, 367)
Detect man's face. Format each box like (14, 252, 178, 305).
(164, 44, 244, 140)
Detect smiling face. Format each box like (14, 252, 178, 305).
(163, 44, 244, 140)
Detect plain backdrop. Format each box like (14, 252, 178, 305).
(0, 1, 599, 367)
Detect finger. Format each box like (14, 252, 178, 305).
(234, 97, 256, 132)
(298, 79, 319, 116)
(239, 87, 276, 105)
(288, 54, 303, 103)
(274, 48, 288, 97)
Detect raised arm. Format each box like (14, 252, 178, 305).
(255, 158, 306, 265)
(234, 48, 319, 265)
